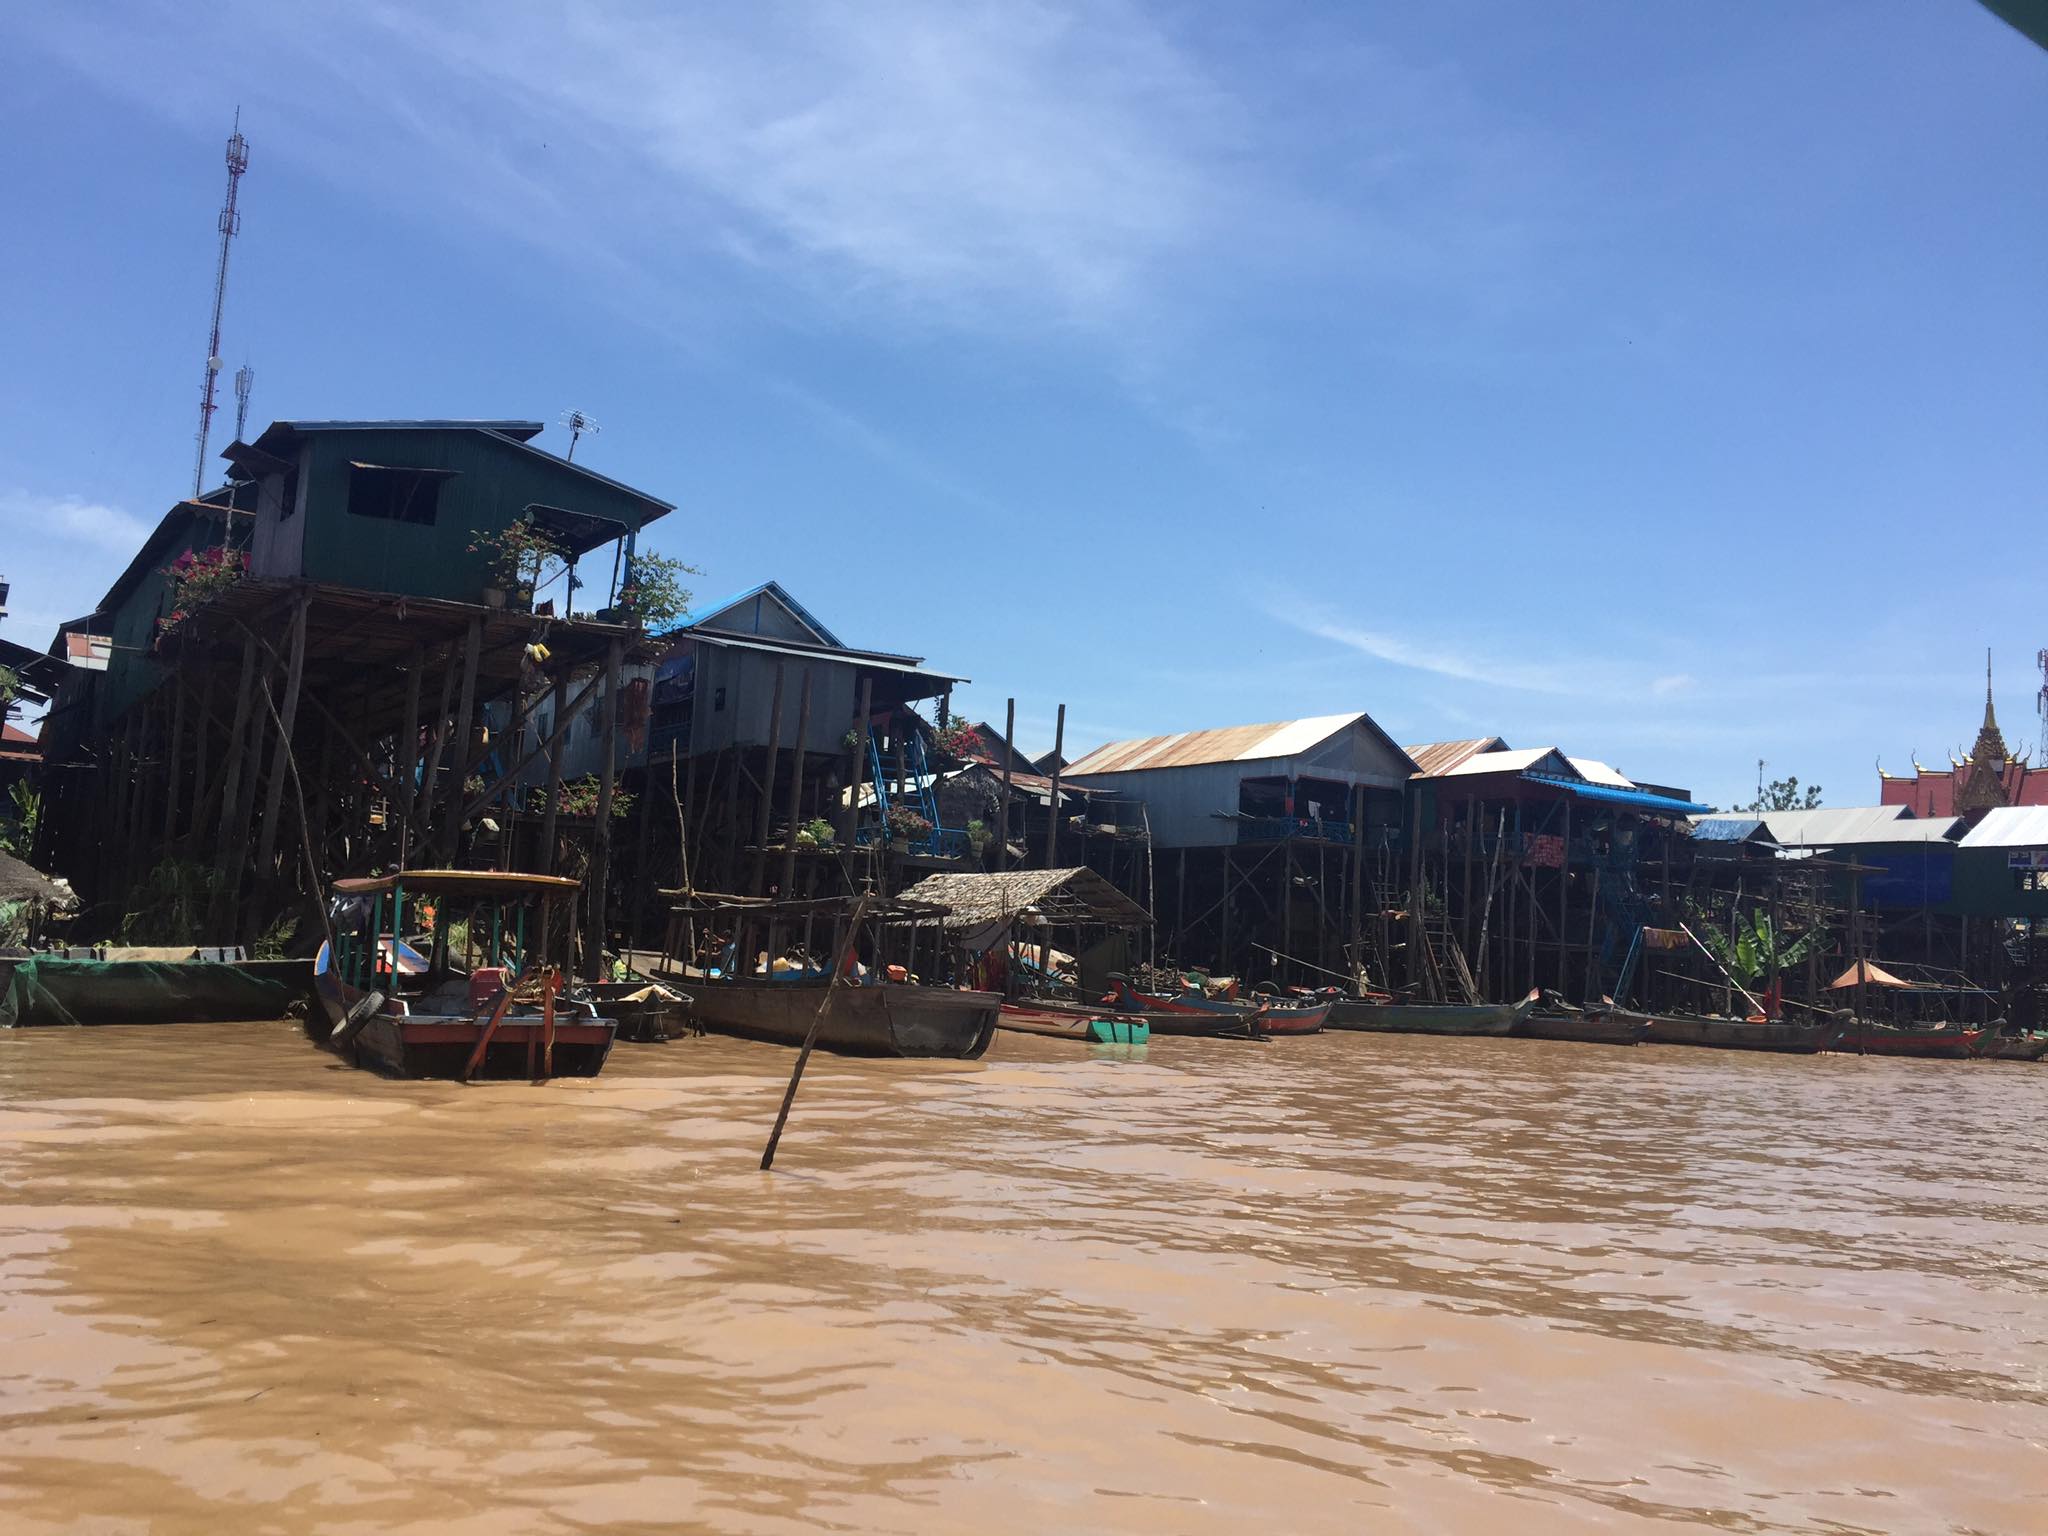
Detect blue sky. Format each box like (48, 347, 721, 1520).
(2, 2, 2042, 808)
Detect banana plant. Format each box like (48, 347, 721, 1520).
(1692, 907, 1821, 987)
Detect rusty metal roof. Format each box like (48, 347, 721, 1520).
(1403, 737, 1507, 777)
(1065, 713, 1370, 776)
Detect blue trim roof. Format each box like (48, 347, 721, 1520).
(1521, 772, 1715, 816)
(683, 580, 845, 648)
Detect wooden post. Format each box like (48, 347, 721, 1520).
(438, 615, 483, 859)
(760, 894, 872, 1171)
(587, 636, 622, 982)
(190, 669, 216, 839)
(254, 594, 310, 885)
(1221, 845, 1234, 974)
(397, 644, 423, 862)
(411, 651, 458, 854)
(222, 650, 272, 937)
(752, 662, 788, 895)
(1045, 703, 1066, 869)
(997, 697, 1015, 872)
(1406, 781, 1425, 994)
(780, 669, 814, 897)
(539, 672, 569, 874)
(838, 676, 873, 849)
(1556, 800, 1572, 998)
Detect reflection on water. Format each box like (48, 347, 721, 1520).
(1, 1022, 2043, 1533)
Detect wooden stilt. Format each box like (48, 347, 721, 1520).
(397, 644, 423, 862)
(438, 615, 483, 860)
(586, 637, 622, 982)
(253, 594, 310, 887)
(779, 669, 814, 897)
(752, 662, 787, 896)
(208, 635, 260, 930)
(538, 671, 570, 875)
(1045, 704, 1066, 869)
(997, 697, 1015, 872)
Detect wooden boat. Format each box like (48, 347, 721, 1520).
(687, 975, 999, 1057)
(1102, 977, 1260, 1037)
(1250, 998, 1331, 1038)
(1829, 1022, 1987, 1059)
(1629, 1011, 1840, 1053)
(317, 869, 617, 1081)
(1982, 1031, 2048, 1062)
(1517, 1011, 1649, 1046)
(997, 1001, 1151, 1045)
(1326, 988, 1539, 1036)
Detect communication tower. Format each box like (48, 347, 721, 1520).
(233, 363, 255, 443)
(193, 112, 250, 496)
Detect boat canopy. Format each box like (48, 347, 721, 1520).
(332, 869, 584, 898)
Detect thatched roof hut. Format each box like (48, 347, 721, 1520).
(0, 849, 68, 905)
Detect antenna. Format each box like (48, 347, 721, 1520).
(2037, 647, 2047, 763)
(193, 110, 250, 497)
(233, 362, 254, 443)
(559, 409, 600, 462)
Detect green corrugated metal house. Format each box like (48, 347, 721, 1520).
(227, 419, 673, 603)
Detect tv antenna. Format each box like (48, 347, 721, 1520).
(560, 409, 600, 462)
(193, 110, 250, 496)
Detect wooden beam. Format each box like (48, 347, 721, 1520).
(208, 634, 260, 924)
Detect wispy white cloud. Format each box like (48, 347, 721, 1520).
(1650, 673, 1695, 697)
(1275, 604, 1575, 694)
(0, 490, 150, 555)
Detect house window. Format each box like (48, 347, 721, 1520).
(713, 687, 726, 712)
(345, 464, 450, 525)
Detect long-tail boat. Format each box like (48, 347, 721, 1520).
(1326, 988, 1539, 1036)
(1631, 1011, 1841, 1053)
(997, 1001, 1151, 1045)
(1516, 1010, 1649, 1046)
(315, 870, 617, 1081)
(657, 893, 999, 1059)
(1829, 1022, 1987, 1059)
(1102, 976, 1260, 1037)
(1982, 1031, 2048, 1062)
(1246, 993, 1332, 1037)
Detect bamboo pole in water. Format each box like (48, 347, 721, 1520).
(761, 892, 873, 1171)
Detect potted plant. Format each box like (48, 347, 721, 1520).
(885, 805, 933, 846)
(469, 518, 565, 610)
(155, 544, 249, 645)
(613, 550, 700, 631)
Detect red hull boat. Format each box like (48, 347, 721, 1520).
(1830, 1024, 1985, 1059)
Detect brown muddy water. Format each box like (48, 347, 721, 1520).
(1, 1024, 2044, 1535)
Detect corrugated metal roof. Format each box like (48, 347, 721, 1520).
(1567, 756, 1635, 788)
(1442, 747, 1578, 779)
(1746, 805, 1957, 847)
(1403, 737, 1507, 777)
(1958, 806, 2048, 849)
(1064, 713, 1367, 776)
(1691, 816, 1772, 843)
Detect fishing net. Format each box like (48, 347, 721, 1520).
(0, 958, 309, 1027)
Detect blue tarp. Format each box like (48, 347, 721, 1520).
(1520, 773, 1715, 817)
